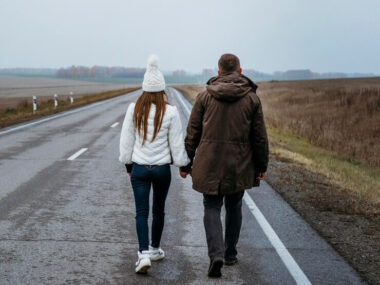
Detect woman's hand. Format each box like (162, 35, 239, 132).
(125, 164, 133, 177)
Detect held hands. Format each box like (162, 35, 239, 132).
(256, 172, 266, 180)
(179, 169, 191, 178)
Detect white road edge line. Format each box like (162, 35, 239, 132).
(110, 122, 119, 128)
(243, 193, 312, 285)
(172, 88, 192, 114)
(172, 87, 312, 285)
(0, 90, 139, 136)
(67, 148, 88, 161)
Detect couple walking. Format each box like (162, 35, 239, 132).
(119, 53, 269, 278)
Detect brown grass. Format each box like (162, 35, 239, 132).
(258, 78, 380, 168)
(268, 125, 380, 218)
(0, 87, 139, 128)
(0, 75, 128, 99)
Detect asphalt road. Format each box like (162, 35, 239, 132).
(0, 88, 365, 284)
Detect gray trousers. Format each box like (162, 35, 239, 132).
(203, 191, 244, 260)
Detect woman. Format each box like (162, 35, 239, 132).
(119, 55, 189, 273)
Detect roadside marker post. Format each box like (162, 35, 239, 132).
(54, 94, 58, 108)
(69, 91, 74, 104)
(32, 96, 37, 113)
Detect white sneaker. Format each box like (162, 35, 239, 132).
(148, 245, 165, 261)
(135, 251, 151, 273)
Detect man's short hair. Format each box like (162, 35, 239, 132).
(218, 54, 241, 73)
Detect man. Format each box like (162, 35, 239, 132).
(179, 54, 269, 278)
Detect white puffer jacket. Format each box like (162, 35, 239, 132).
(119, 103, 190, 167)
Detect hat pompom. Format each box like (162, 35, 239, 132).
(142, 54, 165, 92)
(147, 54, 159, 68)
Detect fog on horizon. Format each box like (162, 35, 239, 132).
(0, 0, 379, 74)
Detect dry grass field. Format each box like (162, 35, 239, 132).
(0, 75, 131, 108)
(256, 77, 380, 218)
(0, 75, 139, 128)
(258, 77, 380, 168)
(0, 88, 139, 128)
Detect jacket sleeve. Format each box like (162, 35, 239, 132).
(182, 93, 205, 171)
(251, 95, 269, 173)
(168, 107, 191, 167)
(119, 103, 136, 164)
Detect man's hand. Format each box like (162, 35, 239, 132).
(128, 172, 131, 177)
(256, 172, 266, 180)
(179, 169, 190, 178)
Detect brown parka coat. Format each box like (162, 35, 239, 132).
(183, 72, 269, 195)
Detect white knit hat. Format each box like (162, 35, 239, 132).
(142, 55, 166, 92)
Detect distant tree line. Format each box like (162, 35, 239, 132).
(0, 67, 375, 82)
(56, 66, 146, 78)
(272, 69, 376, 81)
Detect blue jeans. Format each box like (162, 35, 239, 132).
(130, 163, 171, 251)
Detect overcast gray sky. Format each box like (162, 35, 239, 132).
(0, 0, 379, 73)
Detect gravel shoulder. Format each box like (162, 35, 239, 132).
(266, 154, 380, 285)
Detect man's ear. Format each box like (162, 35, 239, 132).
(238, 68, 242, 74)
(218, 70, 222, 76)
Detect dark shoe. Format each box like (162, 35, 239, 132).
(225, 256, 238, 266)
(208, 257, 224, 278)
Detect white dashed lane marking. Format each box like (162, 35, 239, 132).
(67, 148, 88, 161)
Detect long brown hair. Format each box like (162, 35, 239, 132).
(133, 91, 168, 145)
